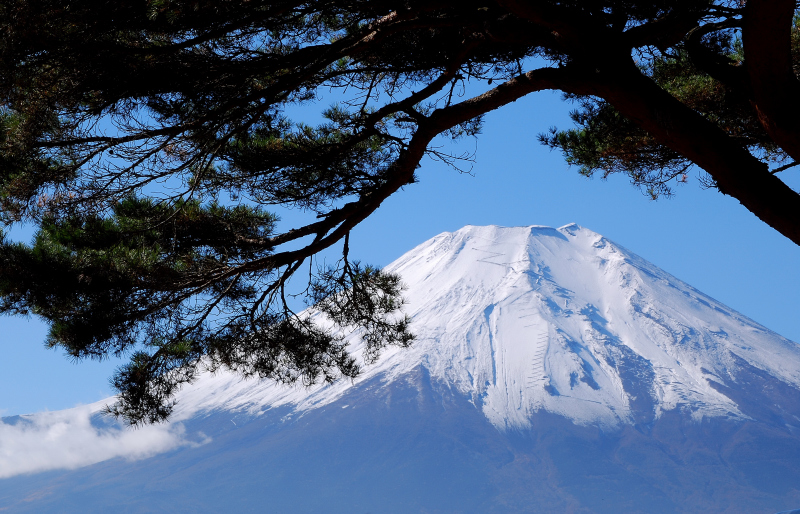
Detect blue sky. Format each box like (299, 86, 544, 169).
(2, 90, 799, 417)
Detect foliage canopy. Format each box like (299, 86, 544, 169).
(1, 0, 799, 424)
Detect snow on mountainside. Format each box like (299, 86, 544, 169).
(169, 223, 800, 430)
(4, 224, 800, 513)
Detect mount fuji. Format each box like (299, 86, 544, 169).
(2, 224, 800, 513)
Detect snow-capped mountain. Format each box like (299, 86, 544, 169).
(2, 224, 800, 513)
(170, 223, 800, 428)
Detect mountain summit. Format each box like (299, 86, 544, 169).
(174, 223, 800, 429)
(384, 223, 800, 428)
(2, 224, 800, 513)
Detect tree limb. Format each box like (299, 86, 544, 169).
(590, 57, 800, 245)
(743, 0, 800, 162)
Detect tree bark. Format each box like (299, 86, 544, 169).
(743, 0, 800, 163)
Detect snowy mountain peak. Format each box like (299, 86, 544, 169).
(6, 224, 800, 512)
(173, 224, 800, 430)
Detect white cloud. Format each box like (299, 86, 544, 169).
(0, 403, 207, 478)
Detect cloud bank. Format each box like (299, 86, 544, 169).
(0, 404, 205, 478)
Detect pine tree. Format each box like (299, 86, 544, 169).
(0, 0, 798, 423)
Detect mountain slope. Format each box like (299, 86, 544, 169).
(2, 224, 800, 513)
(171, 223, 800, 429)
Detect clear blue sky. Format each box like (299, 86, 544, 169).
(2, 90, 799, 416)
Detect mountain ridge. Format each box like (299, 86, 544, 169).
(169, 223, 795, 430)
(2, 223, 800, 513)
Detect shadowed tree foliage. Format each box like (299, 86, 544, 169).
(1, 0, 799, 424)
